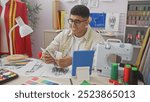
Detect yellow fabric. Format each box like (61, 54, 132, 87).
(12, 1, 17, 53)
(9, 0, 17, 54)
(9, 0, 13, 29)
(139, 38, 150, 71)
(136, 27, 150, 68)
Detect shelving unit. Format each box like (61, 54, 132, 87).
(133, 45, 142, 48)
(125, 0, 150, 64)
(126, 24, 148, 28)
(125, 0, 150, 47)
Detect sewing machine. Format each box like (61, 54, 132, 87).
(95, 39, 133, 77)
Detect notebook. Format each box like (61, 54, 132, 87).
(72, 50, 95, 76)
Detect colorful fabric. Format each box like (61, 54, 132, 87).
(136, 27, 150, 68)
(139, 37, 150, 71)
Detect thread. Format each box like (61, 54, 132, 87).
(37, 51, 42, 58)
(129, 67, 138, 85)
(111, 63, 118, 80)
(123, 64, 131, 83)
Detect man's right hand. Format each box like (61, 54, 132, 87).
(41, 53, 55, 64)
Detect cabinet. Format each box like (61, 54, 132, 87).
(43, 30, 61, 48)
(125, 0, 150, 64)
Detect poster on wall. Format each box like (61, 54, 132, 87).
(105, 13, 120, 31)
(63, 0, 75, 2)
(100, 0, 113, 1)
(78, 0, 90, 6)
(89, 13, 106, 28)
(90, 0, 99, 8)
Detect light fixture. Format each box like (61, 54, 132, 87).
(6, 16, 33, 61)
(9, 16, 33, 55)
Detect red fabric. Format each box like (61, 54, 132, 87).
(0, 0, 32, 57)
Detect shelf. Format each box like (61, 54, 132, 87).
(44, 29, 62, 33)
(133, 45, 142, 49)
(126, 25, 149, 28)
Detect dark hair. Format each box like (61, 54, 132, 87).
(70, 5, 90, 18)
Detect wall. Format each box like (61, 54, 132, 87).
(60, 0, 128, 13)
(28, 0, 53, 58)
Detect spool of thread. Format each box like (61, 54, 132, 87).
(118, 79, 123, 85)
(111, 63, 118, 80)
(37, 51, 42, 58)
(123, 64, 131, 83)
(129, 67, 138, 85)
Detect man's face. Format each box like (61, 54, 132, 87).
(68, 15, 89, 37)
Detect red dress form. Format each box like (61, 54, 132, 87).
(0, 0, 32, 57)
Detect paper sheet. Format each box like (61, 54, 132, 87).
(78, 0, 89, 6)
(11, 60, 44, 76)
(105, 13, 120, 31)
(1, 58, 72, 78)
(100, 0, 112, 1)
(90, 0, 99, 8)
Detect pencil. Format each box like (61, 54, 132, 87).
(40, 47, 55, 59)
(70, 78, 73, 85)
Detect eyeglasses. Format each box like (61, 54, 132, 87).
(68, 18, 87, 26)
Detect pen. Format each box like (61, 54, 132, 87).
(40, 47, 49, 54)
(70, 78, 73, 85)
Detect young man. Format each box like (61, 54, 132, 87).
(41, 5, 104, 68)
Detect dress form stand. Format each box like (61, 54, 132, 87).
(0, 0, 32, 57)
(0, 0, 29, 61)
(0, 0, 9, 54)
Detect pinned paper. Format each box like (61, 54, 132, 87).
(90, 13, 106, 28)
(105, 13, 120, 31)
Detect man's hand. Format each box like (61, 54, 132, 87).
(55, 56, 72, 68)
(41, 53, 55, 64)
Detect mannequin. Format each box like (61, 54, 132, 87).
(0, 0, 32, 57)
